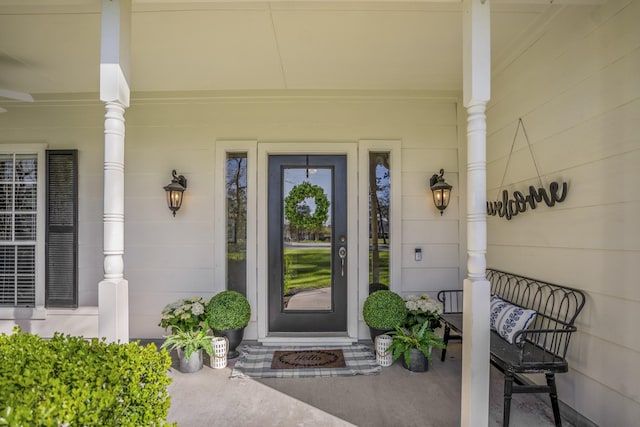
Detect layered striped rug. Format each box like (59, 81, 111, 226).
(230, 344, 381, 379)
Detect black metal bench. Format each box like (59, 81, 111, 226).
(437, 268, 586, 427)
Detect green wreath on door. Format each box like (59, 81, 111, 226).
(284, 181, 329, 230)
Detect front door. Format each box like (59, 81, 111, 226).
(268, 155, 347, 333)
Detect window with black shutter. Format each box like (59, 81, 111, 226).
(45, 150, 78, 308)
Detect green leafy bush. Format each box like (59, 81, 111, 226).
(0, 328, 173, 426)
(362, 290, 407, 329)
(388, 322, 446, 366)
(161, 327, 213, 359)
(206, 290, 251, 330)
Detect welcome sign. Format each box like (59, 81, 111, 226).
(487, 181, 568, 220)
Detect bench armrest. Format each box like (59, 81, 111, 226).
(437, 289, 464, 314)
(501, 327, 578, 370)
(513, 326, 577, 349)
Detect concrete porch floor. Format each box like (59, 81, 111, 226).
(166, 341, 575, 427)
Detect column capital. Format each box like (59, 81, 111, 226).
(463, 0, 491, 107)
(100, 64, 130, 107)
(100, 0, 131, 107)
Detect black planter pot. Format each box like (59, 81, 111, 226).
(214, 327, 245, 359)
(401, 348, 429, 372)
(369, 327, 393, 343)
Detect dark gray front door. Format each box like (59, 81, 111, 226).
(268, 155, 347, 333)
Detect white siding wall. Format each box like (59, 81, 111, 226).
(0, 103, 105, 309)
(402, 114, 461, 295)
(486, 1, 640, 425)
(0, 93, 463, 340)
(125, 95, 462, 338)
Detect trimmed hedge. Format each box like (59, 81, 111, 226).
(0, 328, 174, 426)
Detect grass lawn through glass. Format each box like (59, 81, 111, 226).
(283, 247, 389, 295)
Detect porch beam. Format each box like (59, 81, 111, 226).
(128, 0, 604, 7)
(461, 0, 491, 426)
(98, 0, 131, 344)
(0, 0, 605, 15)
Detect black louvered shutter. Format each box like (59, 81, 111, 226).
(45, 150, 78, 308)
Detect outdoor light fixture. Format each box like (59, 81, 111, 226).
(164, 170, 187, 217)
(429, 169, 452, 216)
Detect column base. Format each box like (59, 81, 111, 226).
(98, 278, 129, 343)
(460, 277, 490, 427)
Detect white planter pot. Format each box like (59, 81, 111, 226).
(375, 334, 393, 367)
(211, 337, 229, 369)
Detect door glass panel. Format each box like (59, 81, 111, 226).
(369, 152, 390, 288)
(226, 153, 247, 296)
(282, 167, 332, 311)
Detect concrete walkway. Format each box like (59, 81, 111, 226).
(166, 342, 576, 427)
(167, 364, 353, 426)
(286, 287, 331, 310)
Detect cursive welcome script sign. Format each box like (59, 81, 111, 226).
(487, 181, 568, 220)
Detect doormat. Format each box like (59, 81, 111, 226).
(271, 349, 346, 369)
(230, 344, 380, 379)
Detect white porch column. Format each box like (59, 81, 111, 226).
(461, 0, 491, 426)
(98, 0, 131, 343)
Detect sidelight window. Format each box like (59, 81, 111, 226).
(368, 152, 390, 287)
(226, 153, 248, 296)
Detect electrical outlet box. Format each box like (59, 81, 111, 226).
(415, 248, 422, 261)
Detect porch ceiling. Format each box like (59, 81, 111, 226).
(0, 0, 589, 98)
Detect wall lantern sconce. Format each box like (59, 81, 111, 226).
(163, 170, 187, 217)
(429, 169, 452, 216)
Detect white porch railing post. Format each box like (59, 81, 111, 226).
(98, 0, 131, 343)
(461, 0, 491, 426)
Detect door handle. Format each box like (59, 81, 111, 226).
(338, 247, 347, 277)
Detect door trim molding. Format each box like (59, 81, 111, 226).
(257, 142, 359, 341)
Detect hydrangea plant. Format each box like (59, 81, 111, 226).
(159, 296, 207, 333)
(404, 294, 443, 330)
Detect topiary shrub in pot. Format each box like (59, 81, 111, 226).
(363, 290, 408, 342)
(206, 290, 251, 359)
